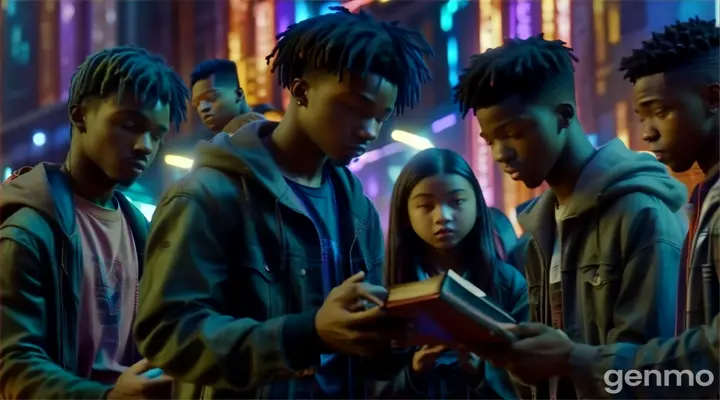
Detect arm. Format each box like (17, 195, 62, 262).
(134, 192, 324, 391)
(569, 313, 719, 399)
(0, 226, 112, 399)
(608, 206, 683, 344)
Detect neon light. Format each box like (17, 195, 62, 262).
(294, 0, 311, 23)
(431, 114, 458, 133)
(254, 0, 275, 104)
(391, 130, 435, 150)
(228, 0, 249, 102)
(607, 2, 620, 45)
(59, 0, 76, 101)
(476, 0, 501, 206)
(615, 101, 629, 148)
(447, 36, 459, 87)
(513, 0, 532, 39)
(320, 2, 342, 15)
(541, 0, 555, 40)
(348, 142, 406, 172)
(556, 0, 571, 46)
(344, 0, 373, 12)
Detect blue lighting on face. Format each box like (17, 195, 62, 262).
(32, 131, 47, 147)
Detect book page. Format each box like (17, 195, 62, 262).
(447, 269, 487, 299)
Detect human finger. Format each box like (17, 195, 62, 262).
(508, 322, 553, 339)
(340, 271, 366, 285)
(127, 358, 152, 374)
(347, 302, 386, 322)
(426, 345, 448, 353)
(141, 374, 174, 385)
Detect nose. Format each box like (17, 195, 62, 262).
(491, 139, 515, 164)
(433, 204, 454, 224)
(198, 100, 212, 114)
(134, 132, 154, 155)
(641, 120, 660, 143)
(359, 120, 381, 141)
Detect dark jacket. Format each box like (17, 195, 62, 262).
(568, 176, 720, 399)
(374, 261, 530, 400)
(518, 139, 688, 398)
(681, 164, 719, 331)
(0, 164, 148, 399)
(134, 121, 388, 399)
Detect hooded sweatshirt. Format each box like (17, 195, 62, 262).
(517, 139, 688, 398)
(134, 120, 391, 399)
(0, 164, 148, 399)
(221, 111, 266, 135)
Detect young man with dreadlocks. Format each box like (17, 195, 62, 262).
(191, 59, 265, 135)
(135, 6, 432, 399)
(0, 46, 189, 399)
(454, 34, 687, 398)
(467, 19, 720, 400)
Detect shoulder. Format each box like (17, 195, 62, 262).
(0, 207, 54, 253)
(159, 166, 245, 207)
(603, 192, 686, 242)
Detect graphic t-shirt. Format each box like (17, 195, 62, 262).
(549, 204, 565, 330)
(285, 173, 343, 395)
(74, 195, 139, 384)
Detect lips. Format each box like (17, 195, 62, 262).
(126, 159, 147, 171)
(504, 168, 522, 180)
(434, 228, 454, 237)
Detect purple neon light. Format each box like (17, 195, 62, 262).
(59, 0, 77, 101)
(348, 142, 406, 172)
(431, 114, 458, 134)
(516, 0, 532, 39)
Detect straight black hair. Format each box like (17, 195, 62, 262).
(385, 148, 499, 295)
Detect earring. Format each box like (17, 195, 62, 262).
(296, 100, 302, 106)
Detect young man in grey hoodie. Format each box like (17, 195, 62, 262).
(454, 34, 687, 398)
(473, 18, 720, 400)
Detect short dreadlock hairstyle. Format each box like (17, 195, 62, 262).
(69, 46, 190, 130)
(454, 34, 579, 117)
(619, 17, 719, 84)
(190, 59, 240, 88)
(266, 6, 433, 115)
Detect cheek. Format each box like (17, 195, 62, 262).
(408, 212, 432, 239)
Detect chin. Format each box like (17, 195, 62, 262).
(329, 155, 355, 166)
(522, 177, 545, 190)
(115, 173, 141, 188)
(668, 160, 693, 174)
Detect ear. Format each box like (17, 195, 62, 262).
(290, 78, 310, 107)
(69, 104, 87, 133)
(234, 87, 245, 104)
(705, 82, 719, 112)
(555, 103, 575, 132)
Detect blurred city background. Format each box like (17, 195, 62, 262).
(0, 0, 718, 233)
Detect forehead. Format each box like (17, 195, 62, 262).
(100, 93, 170, 122)
(475, 95, 533, 131)
(192, 75, 233, 96)
(410, 174, 472, 196)
(316, 71, 397, 101)
(633, 73, 671, 102)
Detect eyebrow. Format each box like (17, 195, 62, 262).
(353, 93, 394, 115)
(411, 189, 467, 200)
(118, 109, 169, 133)
(192, 89, 218, 100)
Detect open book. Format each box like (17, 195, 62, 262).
(384, 270, 517, 346)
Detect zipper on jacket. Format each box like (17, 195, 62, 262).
(531, 238, 549, 323)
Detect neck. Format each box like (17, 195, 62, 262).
(545, 129, 596, 206)
(268, 114, 326, 185)
(424, 247, 460, 274)
(64, 144, 116, 207)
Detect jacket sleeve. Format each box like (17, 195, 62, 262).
(568, 312, 719, 399)
(0, 224, 112, 399)
(608, 205, 683, 343)
(134, 192, 324, 391)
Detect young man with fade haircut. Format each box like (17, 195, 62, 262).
(470, 18, 720, 399)
(454, 34, 687, 398)
(0, 46, 189, 399)
(135, 6, 433, 400)
(190, 58, 265, 135)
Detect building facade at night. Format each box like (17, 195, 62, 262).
(1, 0, 717, 222)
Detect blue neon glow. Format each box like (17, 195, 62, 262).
(295, 0, 311, 23)
(439, 0, 469, 32)
(3, 167, 12, 181)
(32, 131, 47, 147)
(447, 37, 459, 87)
(319, 2, 342, 15)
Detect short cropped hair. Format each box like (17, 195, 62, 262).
(190, 59, 240, 88)
(454, 34, 578, 116)
(69, 46, 189, 129)
(266, 6, 434, 115)
(619, 17, 719, 84)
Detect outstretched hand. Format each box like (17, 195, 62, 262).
(468, 323, 574, 384)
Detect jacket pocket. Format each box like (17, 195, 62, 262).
(527, 284, 541, 322)
(235, 262, 281, 318)
(579, 264, 620, 336)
